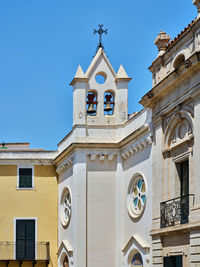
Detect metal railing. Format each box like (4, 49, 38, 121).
(0, 242, 50, 261)
(160, 194, 194, 228)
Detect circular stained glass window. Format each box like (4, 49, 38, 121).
(60, 187, 72, 227)
(128, 174, 147, 219)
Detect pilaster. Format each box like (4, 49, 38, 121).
(72, 150, 87, 267)
(190, 230, 200, 266)
(152, 236, 163, 266)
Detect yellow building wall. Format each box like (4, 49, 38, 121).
(0, 165, 57, 267)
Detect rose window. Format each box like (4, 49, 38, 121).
(61, 187, 72, 227)
(128, 174, 147, 219)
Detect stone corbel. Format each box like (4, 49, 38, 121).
(56, 157, 73, 174)
(99, 154, 105, 161)
(88, 153, 116, 162)
(121, 136, 153, 161)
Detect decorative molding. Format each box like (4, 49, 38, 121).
(122, 234, 150, 254)
(88, 153, 116, 162)
(57, 240, 73, 257)
(56, 157, 73, 174)
(121, 137, 152, 160)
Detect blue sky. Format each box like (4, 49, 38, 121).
(0, 0, 196, 150)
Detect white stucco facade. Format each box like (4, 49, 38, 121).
(56, 49, 152, 267)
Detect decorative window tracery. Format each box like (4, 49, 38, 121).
(128, 174, 147, 219)
(60, 187, 72, 228)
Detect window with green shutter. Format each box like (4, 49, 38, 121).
(16, 220, 35, 260)
(19, 168, 33, 188)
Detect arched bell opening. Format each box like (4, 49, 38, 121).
(86, 91, 98, 116)
(104, 91, 115, 115)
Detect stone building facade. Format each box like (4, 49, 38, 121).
(56, 48, 153, 267)
(140, 1, 200, 266)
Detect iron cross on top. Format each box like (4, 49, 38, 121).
(94, 24, 107, 50)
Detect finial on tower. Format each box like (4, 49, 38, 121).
(94, 24, 107, 52)
(154, 30, 170, 56)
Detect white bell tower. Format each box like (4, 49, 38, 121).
(70, 47, 131, 128)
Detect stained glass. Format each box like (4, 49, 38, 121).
(129, 175, 147, 217)
(134, 197, 138, 206)
(131, 252, 143, 266)
(133, 186, 138, 195)
(138, 179, 142, 189)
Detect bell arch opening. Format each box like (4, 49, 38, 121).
(104, 91, 115, 115)
(86, 90, 98, 116)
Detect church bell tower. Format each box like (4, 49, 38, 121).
(70, 26, 131, 129)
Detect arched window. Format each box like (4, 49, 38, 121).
(63, 255, 69, 267)
(87, 91, 97, 116)
(173, 54, 185, 69)
(104, 91, 115, 115)
(131, 252, 143, 266)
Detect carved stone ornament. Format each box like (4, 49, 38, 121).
(154, 30, 170, 53)
(121, 136, 152, 160)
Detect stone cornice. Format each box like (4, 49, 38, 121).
(54, 125, 150, 165)
(56, 156, 73, 174)
(150, 221, 200, 237)
(121, 136, 152, 160)
(140, 51, 200, 108)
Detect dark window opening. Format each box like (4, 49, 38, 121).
(16, 220, 35, 260)
(164, 255, 182, 267)
(19, 168, 32, 188)
(177, 159, 189, 224)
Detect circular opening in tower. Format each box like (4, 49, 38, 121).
(95, 72, 107, 84)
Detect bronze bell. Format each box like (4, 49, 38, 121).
(104, 94, 113, 112)
(87, 103, 96, 114)
(104, 102, 113, 112)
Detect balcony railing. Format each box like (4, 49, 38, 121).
(0, 242, 49, 261)
(160, 194, 194, 228)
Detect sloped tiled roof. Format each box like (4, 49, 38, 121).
(167, 19, 196, 49)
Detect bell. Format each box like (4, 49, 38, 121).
(104, 102, 113, 112)
(87, 103, 96, 114)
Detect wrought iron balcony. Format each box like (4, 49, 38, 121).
(0, 242, 49, 262)
(160, 194, 194, 228)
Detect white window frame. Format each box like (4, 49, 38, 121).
(17, 165, 34, 190)
(14, 217, 37, 260)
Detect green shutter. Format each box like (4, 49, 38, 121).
(16, 220, 25, 259)
(19, 168, 32, 188)
(16, 220, 35, 260)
